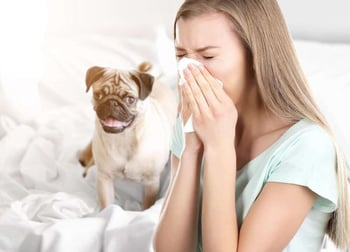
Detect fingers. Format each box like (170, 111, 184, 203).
(177, 84, 182, 113)
(182, 80, 201, 116)
(191, 64, 223, 108)
(183, 67, 211, 115)
(179, 85, 192, 123)
(182, 63, 223, 111)
(196, 65, 227, 104)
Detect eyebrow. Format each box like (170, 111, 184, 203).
(175, 46, 219, 52)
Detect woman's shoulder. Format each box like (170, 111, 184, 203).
(266, 119, 337, 175)
(266, 118, 338, 213)
(277, 118, 335, 153)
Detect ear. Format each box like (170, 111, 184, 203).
(85, 66, 105, 92)
(130, 72, 155, 100)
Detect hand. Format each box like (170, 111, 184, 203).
(181, 64, 237, 148)
(178, 82, 203, 154)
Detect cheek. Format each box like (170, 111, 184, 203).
(206, 58, 248, 103)
(204, 61, 226, 81)
(206, 59, 245, 86)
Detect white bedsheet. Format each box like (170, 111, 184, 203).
(0, 103, 168, 252)
(0, 30, 349, 252)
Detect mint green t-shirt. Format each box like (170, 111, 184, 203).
(171, 117, 338, 252)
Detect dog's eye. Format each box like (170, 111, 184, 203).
(124, 96, 136, 105)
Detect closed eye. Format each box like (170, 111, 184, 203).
(176, 54, 186, 59)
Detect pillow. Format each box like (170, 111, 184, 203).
(294, 40, 350, 174)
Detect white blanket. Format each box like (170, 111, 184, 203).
(0, 104, 168, 252)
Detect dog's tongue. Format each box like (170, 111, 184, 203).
(102, 118, 128, 128)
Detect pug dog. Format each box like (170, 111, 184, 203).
(79, 62, 177, 210)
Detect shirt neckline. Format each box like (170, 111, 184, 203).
(236, 118, 310, 174)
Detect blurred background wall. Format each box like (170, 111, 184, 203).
(278, 0, 350, 43)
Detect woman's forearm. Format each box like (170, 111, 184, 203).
(153, 150, 202, 252)
(201, 144, 238, 252)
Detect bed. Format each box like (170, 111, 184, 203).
(0, 1, 349, 252)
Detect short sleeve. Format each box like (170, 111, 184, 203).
(170, 116, 185, 159)
(267, 126, 338, 213)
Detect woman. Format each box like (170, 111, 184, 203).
(153, 0, 350, 251)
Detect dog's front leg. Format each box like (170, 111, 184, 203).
(97, 171, 115, 210)
(143, 179, 160, 210)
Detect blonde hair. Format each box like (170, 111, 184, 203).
(174, 0, 350, 248)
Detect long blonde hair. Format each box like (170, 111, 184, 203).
(174, 0, 350, 248)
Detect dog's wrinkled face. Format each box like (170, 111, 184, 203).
(85, 66, 154, 134)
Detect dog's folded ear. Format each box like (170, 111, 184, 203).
(130, 72, 155, 100)
(85, 66, 106, 92)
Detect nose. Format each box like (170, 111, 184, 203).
(111, 100, 119, 109)
(108, 100, 123, 114)
(185, 54, 202, 64)
(180, 56, 206, 71)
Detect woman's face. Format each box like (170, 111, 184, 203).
(175, 12, 253, 104)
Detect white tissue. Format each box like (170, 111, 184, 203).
(177, 57, 223, 133)
(182, 115, 195, 133)
(178, 57, 203, 85)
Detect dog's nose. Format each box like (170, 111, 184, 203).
(110, 100, 124, 115)
(111, 100, 119, 108)
(109, 100, 129, 118)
